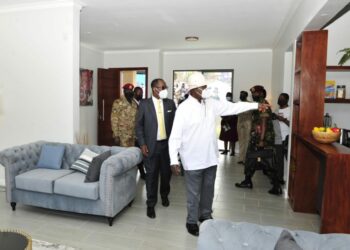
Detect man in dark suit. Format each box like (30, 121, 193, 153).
(135, 78, 176, 218)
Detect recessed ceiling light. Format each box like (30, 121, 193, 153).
(185, 36, 199, 41)
(321, 13, 329, 16)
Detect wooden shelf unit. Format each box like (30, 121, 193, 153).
(289, 30, 350, 233)
(326, 65, 350, 72)
(325, 98, 350, 103)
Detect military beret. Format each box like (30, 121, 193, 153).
(250, 85, 265, 93)
(122, 83, 134, 91)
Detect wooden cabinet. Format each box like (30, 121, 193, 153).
(289, 30, 350, 233)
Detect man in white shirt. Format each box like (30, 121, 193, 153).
(168, 72, 269, 236)
(275, 93, 290, 185)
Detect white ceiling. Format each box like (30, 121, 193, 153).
(1, 0, 348, 51)
(79, 0, 300, 51)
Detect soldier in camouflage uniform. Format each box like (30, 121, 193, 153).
(111, 83, 138, 147)
(235, 85, 275, 189)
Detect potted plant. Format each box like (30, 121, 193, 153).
(338, 48, 350, 66)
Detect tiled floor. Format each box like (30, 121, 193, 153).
(0, 154, 320, 249)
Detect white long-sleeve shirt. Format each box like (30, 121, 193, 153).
(168, 95, 258, 171)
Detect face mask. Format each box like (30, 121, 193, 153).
(124, 91, 134, 100)
(159, 89, 168, 99)
(226, 97, 232, 101)
(278, 99, 286, 106)
(135, 95, 142, 101)
(252, 95, 260, 102)
(201, 89, 211, 99)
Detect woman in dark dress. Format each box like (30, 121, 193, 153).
(219, 93, 238, 155)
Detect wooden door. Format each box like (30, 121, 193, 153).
(98, 68, 119, 146)
(98, 67, 148, 146)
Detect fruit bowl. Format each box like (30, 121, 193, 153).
(312, 130, 340, 144)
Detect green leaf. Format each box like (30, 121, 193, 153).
(338, 48, 350, 66)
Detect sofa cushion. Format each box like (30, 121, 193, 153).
(15, 169, 73, 194)
(85, 150, 111, 183)
(54, 172, 99, 200)
(37, 144, 65, 169)
(70, 148, 98, 174)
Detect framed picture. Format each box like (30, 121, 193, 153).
(173, 69, 234, 106)
(80, 69, 93, 106)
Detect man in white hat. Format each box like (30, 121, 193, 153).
(168, 72, 269, 236)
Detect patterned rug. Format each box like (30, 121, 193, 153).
(33, 239, 77, 250)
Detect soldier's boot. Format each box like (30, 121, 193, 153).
(235, 176, 253, 189)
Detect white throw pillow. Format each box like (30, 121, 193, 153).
(70, 148, 98, 174)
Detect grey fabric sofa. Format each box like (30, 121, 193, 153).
(198, 219, 350, 250)
(0, 141, 142, 226)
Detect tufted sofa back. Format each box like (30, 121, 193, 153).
(0, 141, 125, 172)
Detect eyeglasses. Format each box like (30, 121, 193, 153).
(154, 86, 167, 90)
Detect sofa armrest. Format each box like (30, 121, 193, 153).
(100, 147, 142, 178)
(0, 141, 44, 202)
(99, 147, 142, 204)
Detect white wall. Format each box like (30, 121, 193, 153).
(80, 45, 103, 145)
(0, 1, 81, 186)
(325, 11, 350, 129)
(326, 11, 350, 66)
(163, 50, 273, 102)
(103, 50, 162, 97)
(271, 0, 328, 104)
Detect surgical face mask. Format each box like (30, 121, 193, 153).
(226, 97, 232, 101)
(200, 88, 211, 99)
(159, 89, 168, 99)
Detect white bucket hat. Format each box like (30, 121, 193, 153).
(187, 72, 207, 90)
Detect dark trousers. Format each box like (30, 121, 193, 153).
(144, 140, 171, 207)
(244, 147, 275, 178)
(184, 166, 217, 224)
(135, 140, 145, 176)
(274, 144, 284, 184)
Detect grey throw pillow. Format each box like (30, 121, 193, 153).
(274, 230, 303, 250)
(84, 150, 111, 182)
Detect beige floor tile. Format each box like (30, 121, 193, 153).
(0, 154, 321, 249)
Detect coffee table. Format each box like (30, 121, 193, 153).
(0, 229, 32, 250)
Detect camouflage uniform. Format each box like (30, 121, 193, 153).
(244, 98, 275, 177)
(111, 96, 138, 147)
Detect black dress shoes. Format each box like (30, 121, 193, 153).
(198, 215, 213, 223)
(221, 150, 228, 155)
(186, 223, 199, 236)
(235, 179, 253, 189)
(237, 161, 244, 165)
(162, 197, 169, 207)
(147, 207, 156, 219)
(268, 186, 282, 195)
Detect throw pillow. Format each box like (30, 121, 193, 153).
(85, 150, 111, 183)
(70, 148, 98, 174)
(36, 144, 65, 170)
(274, 230, 303, 250)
